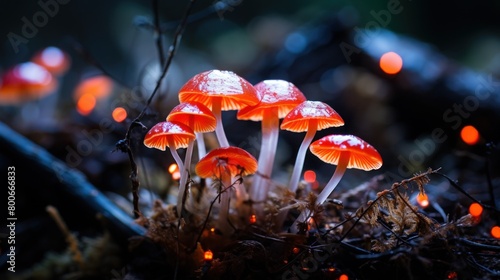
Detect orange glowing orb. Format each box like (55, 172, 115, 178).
(210, 227, 215, 233)
(339, 274, 349, 280)
(468, 202, 483, 217)
(416, 193, 429, 208)
(460, 125, 480, 145)
(292, 247, 300, 254)
(491, 226, 500, 239)
(168, 163, 178, 174)
(112, 107, 127, 122)
(304, 170, 316, 183)
(204, 250, 213, 261)
(249, 214, 257, 224)
(76, 93, 96, 116)
(380, 52, 403, 74)
(447, 271, 458, 279)
(168, 163, 181, 180)
(74, 75, 113, 101)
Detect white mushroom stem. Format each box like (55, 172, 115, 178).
(316, 152, 350, 205)
(217, 169, 233, 236)
(249, 109, 279, 216)
(196, 132, 207, 159)
(290, 151, 350, 233)
(288, 121, 318, 193)
(168, 139, 184, 173)
(212, 98, 229, 147)
(276, 121, 317, 228)
(234, 178, 248, 205)
(177, 140, 194, 214)
(168, 138, 185, 215)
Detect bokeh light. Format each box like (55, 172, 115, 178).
(204, 250, 213, 261)
(460, 125, 480, 145)
(76, 93, 96, 116)
(32, 46, 70, 75)
(339, 274, 349, 280)
(74, 75, 113, 101)
(468, 202, 483, 217)
(112, 107, 127, 122)
(249, 214, 257, 224)
(491, 226, 500, 239)
(447, 271, 458, 279)
(304, 170, 316, 183)
(416, 193, 429, 208)
(168, 163, 178, 173)
(379, 51, 403, 74)
(168, 163, 181, 180)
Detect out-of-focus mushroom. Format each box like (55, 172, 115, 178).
(292, 134, 382, 231)
(178, 70, 259, 147)
(237, 80, 306, 211)
(0, 62, 56, 104)
(167, 102, 216, 213)
(195, 146, 257, 235)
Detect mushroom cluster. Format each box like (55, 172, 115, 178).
(143, 69, 383, 234)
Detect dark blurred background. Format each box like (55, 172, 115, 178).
(1, 0, 500, 276)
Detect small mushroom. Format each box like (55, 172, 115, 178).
(167, 102, 216, 213)
(195, 146, 257, 235)
(178, 70, 259, 147)
(143, 121, 195, 203)
(237, 79, 306, 209)
(281, 101, 344, 194)
(277, 101, 344, 227)
(292, 134, 382, 231)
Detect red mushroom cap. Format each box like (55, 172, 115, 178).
(281, 101, 344, 132)
(195, 146, 258, 179)
(178, 70, 259, 110)
(237, 80, 306, 121)
(143, 121, 195, 151)
(0, 62, 56, 104)
(166, 102, 216, 133)
(310, 134, 382, 171)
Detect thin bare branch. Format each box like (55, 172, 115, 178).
(117, 0, 198, 218)
(152, 0, 165, 66)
